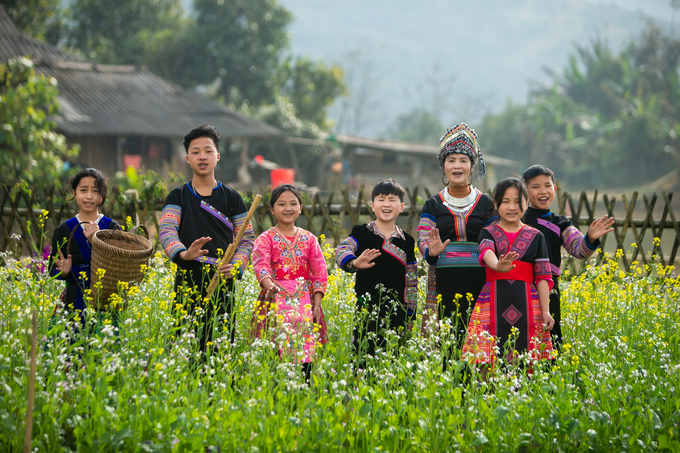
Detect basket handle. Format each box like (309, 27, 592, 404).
(64, 221, 90, 294)
(128, 225, 149, 240)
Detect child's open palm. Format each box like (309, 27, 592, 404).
(353, 249, 381, 269)
(495, 251, 519, 272)
(587, 215, 615, 241)
(180, 236, 211, 261)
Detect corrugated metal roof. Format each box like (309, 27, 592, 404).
(0, 7, 282, 139)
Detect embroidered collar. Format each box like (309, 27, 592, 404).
(76, 213, 103, 227)
(366, 221, 405, 240)
(187, 180, 222, 199)
(526, 206, 552, 218)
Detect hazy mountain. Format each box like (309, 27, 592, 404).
(189, 0, 676, 137)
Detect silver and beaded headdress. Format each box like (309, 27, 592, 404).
(437, 123, 486, 179)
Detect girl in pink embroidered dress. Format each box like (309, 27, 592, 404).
(251, 185, 328, 377)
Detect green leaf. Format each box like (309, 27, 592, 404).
(111, 427, 134, 446)
(472, 432, 489, 446)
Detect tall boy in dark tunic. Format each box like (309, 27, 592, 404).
(159, 125, 254, 353)
(522, 164, 614, 346)
(335, 179, 418, 358)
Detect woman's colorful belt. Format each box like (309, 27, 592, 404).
(435, 242, 481, 268)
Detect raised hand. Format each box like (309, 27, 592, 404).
(427, 228, 450, 257)
(495, 251, 519, 273)
(55, 250, 72, 276)
(82, 221, 100, 242)
(352, 248, 382, 269)
(588, 215, 615, 241)
(179, 237, 211, 261)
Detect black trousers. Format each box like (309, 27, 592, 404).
(174, 269, 236, 353)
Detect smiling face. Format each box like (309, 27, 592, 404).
(526, 174, 556, 210)
(443, 153, 472, 186)
(185, 136, 220, 177)
(497, 186, 528, 226)
(371, 193, 405, 224)
(74, 176, 102, 216)
(271, 190, 301, 227)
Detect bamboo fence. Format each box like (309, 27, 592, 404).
(1, 183, 678, 274)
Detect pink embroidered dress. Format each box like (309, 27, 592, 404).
(251, 227, 328, 363)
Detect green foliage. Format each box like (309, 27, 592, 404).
(480, 24, 680, 189)
(147, 0, 293, 107)
(277, 57, 347, 127)
(65, 0, 185, 65)
(0, 0, 63, 44)
(0, 57, 79, 186)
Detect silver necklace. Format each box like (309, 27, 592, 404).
(442, 186, 477, 212)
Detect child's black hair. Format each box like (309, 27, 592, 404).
(71, 168, 108, 206)
(183, 125, 220, 153)
(371, 178, 405, 202)
(493, 177, 529, 211)
(270, 184, 302, 206)
(522, 164, 555, 184)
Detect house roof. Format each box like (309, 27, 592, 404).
(333, 134, 518, 167)
(0, 7, 282, 139)
(0, 7, 83, 63)
(287, 134, 519, 167)
(37, 60, 283, 138)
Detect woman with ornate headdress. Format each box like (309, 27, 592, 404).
(418, 124, 496, 350)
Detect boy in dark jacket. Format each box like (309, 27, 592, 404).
(522, 164, 614, 346)
(159, 125, 254, 353)
(336, 179, 418, 358)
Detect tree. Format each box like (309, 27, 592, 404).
(0, 0, 63, 44)
(277, 57, 346, 127)
(65, 0, 184, 65)
(0, 57, 79, 185)
(481, 24, 680, 189)
(147, 0, 292, 107)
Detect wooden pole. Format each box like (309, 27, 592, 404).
(206, 194, 261, 297)
(23, 310, 38, 453)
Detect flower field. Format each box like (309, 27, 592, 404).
(1, 247, 679, 452)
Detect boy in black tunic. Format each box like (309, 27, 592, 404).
(522, 165, 614, 346)
(159, 125, 254, 353)
(335, 179, 418, 358)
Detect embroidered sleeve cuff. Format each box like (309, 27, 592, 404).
(340, 255, 358, 273)
(584, 234, 600, 250)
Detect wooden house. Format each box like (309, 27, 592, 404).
(0, 7, 282, 183)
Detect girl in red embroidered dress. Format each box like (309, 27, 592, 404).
(251, 185, 328, 378)
(462, 177, 555, 365)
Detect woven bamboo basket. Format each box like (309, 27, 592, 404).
(89, 226, 153, 309)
